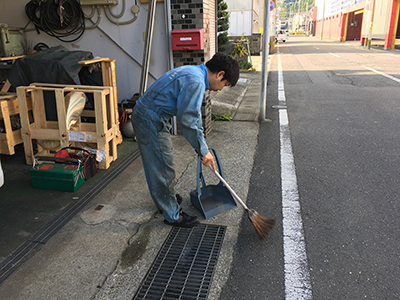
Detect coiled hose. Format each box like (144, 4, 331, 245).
(25, 0, 85, 43)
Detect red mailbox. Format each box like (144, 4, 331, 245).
(171, 29, 204, 51)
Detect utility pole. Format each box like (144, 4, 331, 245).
(260, 0, 271, 122)
(340, 0, 344, 42)
(320, 0, 326, 40)
(297, 0, 301, 31)
(367, 0, 376, 49)
(306, 2, 308, 34)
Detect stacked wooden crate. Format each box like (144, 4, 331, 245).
(0, 92, 32, 155)
(17, 83, 118, 169)
(78, 57, 122, 145)
(0, 56, 122, 158)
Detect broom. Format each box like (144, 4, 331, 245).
(210, 166, 276, 239)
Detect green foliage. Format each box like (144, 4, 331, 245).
(218, 20, 229, 32)
(231, 35, 248, 59)
(279, 0, 315, 18)
(218, 0, 229, 52)
(218, 32, 229, 44)
(231, 36, 253, 70)
(218, 10, 229, 19)
(212, 113, 232, 121)
(218, 2, 228, 11)
(238, 60, 252, 70)
(218, 32, 229, 52)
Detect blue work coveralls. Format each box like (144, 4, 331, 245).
(132, 64, 210, 222)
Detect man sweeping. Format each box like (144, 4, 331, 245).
(132, 53, 240, 228)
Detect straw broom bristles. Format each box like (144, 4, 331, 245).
(210, 165, 276, 239)
(247, 209, 276, 239)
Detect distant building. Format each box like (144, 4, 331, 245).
(225, 0, 261, 36)
(314, 0, 400, 50)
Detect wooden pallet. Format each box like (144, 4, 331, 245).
(78, 57, 122, 145)
(0, 92, 32, 155)
(17, 83, 118, 169)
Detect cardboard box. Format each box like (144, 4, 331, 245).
(31, 162, 85, 192)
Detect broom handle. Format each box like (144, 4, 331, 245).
(210, 166, 249, 211)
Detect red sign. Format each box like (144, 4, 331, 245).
(38, 164, 53, 170)
(270, 1, 275, 11)
(64, 165, 78, 170)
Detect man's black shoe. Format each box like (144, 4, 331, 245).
(164, 211, 199, 228)
(176, 194, 183, 205)
(159, 194, 183, 214)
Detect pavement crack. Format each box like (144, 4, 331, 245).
(93, 213, 157, 298)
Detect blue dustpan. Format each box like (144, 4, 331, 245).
(190, 149, 237, 219)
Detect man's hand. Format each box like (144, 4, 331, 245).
(200, 152, 216, 172)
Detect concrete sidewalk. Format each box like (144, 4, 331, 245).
(0, 56, 267, 300)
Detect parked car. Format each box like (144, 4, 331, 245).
(276, 30, 287, 43)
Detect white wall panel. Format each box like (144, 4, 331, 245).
(228, 11, 252, 36)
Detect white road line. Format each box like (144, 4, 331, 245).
(278, 50, 313, 300)
(278, 90, 286, 105)
(363, 66, 400, 83)
(328, 52, 341, 58)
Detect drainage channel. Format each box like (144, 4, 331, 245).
(133, 224, 226, 300)
(0, 149, 140, 285)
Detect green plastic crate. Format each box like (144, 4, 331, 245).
(31, 162, 85, 192)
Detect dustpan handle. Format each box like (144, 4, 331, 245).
(195, 158, 205, 199)
(196, 148, 225, 197)
(211, 148, 226, 179)
(196, 157, 206, 187)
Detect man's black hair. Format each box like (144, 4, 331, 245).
(206, 53, 240, 87)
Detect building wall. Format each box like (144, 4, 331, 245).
(314, 0, 399, 44)
(0, 0, 171, 101)
(252, 0, 260, 34)
(0, 0, 216, 100)
(315, 0, 366, 19)
(346, 11, 364, 40)
(315, 14, 341, 40)
(371, 0, 392, 39)
(229, 11, 253, 35)
(397, 8, 400, 38)
(226, 0, 260, 36)
(204, 0, 217, 61)
(169, 0, 216, 135)
(329, 14, 342, 40)
(170, 0, 216, 67)
(315, 0, 367, 41)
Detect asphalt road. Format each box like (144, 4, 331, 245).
(220, 36, 400, 299)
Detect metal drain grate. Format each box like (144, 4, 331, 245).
(133, 224, 226, 300)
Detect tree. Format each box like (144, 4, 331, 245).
(218, 0, 229, 52)
(279, 0, 315, 18)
